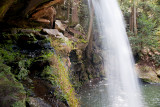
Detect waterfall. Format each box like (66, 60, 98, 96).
(91, 0, 144, 107)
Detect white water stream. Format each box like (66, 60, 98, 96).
(90, 0, 145, 107)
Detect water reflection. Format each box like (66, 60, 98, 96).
(80, 81, 160, 107)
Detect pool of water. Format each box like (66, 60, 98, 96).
(79, 81, 160, 107)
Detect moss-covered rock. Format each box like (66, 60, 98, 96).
(136, 64, 160, 83)
(0, 64, 26, 107)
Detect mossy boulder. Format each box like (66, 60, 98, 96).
(136, 64, 160, 83)
(0, 64, 26, 107)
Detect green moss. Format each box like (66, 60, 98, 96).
(74, 34, 88, 44)
(11, 100, 26, 107)
(0, 41, 34, 80)
(0, 62, 26, 106)
(0, 48, 16, 63)
(49, 37, 72, 56)
(41, 54, 79, 107)
(78, 39, 88, 43)
(51, 55, 79, 107)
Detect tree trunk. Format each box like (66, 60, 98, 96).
(71, 0, 79, 24)
(87, 2, 94, 41)
(129, 7, 134, 33)
(129, 0, 137, 36)
(133, 0, 137, 35)
(86, 0, 94, 59)
(67, 0, 71, 21)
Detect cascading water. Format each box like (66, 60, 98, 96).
(91, 0, 145, 107)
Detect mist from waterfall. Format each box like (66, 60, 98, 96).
(90, 0, 145, 107)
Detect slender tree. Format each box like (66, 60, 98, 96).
(86, 0, 94, 59)
(71, 0, 79, 24)
(130, 0, 137, 36)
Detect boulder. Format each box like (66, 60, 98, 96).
(74, 24, 84, 34)
(42, 29, 61, 36)
(55, 20, 65, 32)
(42, 29, 68, 42)
(135, 64, 160, 83)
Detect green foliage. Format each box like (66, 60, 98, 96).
(119, 0, 160, 54)
(129, 13, 159, 52)
(41, 66, 54, 77)
(157, 0, 160, 5)
(17, 68, 29, 80)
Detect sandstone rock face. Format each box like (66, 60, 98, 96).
(0, 0, 64, 28)
(31, 6, 56, 28)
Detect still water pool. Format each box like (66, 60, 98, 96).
(79, 81, 160, 107)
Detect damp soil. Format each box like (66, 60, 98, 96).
(23, 77, 67, 107)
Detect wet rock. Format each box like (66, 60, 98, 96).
(18, 33, 37, 41)
(18, 29, 38, 34)
(94, 37, 103, 49)
(28, 97, 51, 107)
(92, 53, 102, 64)
(18, 40, 39, 50)
(16, 32, 51, 51)
(55, 20, 65, 32)
(35, 34, 48, 40)
(12, 29, 48, 41)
